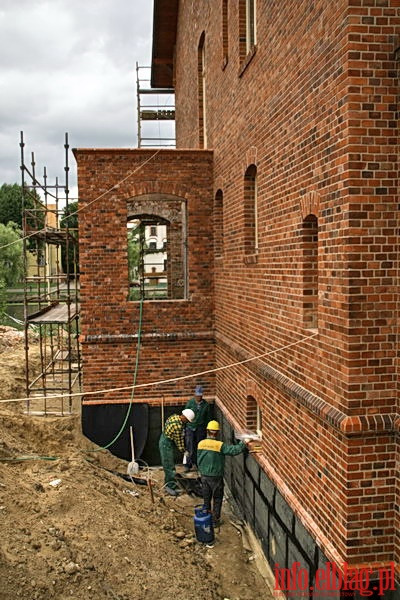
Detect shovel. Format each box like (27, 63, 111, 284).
(127, 426, 139, 476)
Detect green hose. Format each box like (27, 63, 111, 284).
(87, 296, 144, 452)
(1, 299, 144, 463)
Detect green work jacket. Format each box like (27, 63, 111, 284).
(197, 436, 245, 477)
(184, 397, 212, 431)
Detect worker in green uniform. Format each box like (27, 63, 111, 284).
(184, 385, 212, 472)
(197, 420, 249, 526)
(159, 408, 195, 496)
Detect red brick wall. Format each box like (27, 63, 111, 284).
(173, 0, 399, 568)
(74, 149, 215, 404)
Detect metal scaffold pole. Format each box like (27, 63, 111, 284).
(136, 62, 176, 148)
(19, 132, 81, 416)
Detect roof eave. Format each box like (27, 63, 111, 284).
(151, 0, 178, 89)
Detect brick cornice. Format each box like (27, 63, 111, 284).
(217, 332, 397, 436)
(82, 330, 214, 344)
(215, 397, 345, 565)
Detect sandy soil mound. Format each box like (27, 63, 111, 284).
(0, 329, 270, 600)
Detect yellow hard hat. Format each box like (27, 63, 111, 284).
(207, 420, 220, 431)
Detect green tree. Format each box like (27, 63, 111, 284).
(127, 223, 142, 282)
(0, 183, 44, 231)
(0, 222, 23, 286)
(60, 201, 79, 276)
(0, 222, 23, 323)
(127, 222, 146, 300)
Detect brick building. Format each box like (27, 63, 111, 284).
(75, 0, 400, 595)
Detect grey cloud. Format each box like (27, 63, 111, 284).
(0, 0, 153, 189)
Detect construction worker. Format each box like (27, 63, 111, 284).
(159, 408, 195, 496)
(184, 384, 212, 472)
(197, 420, 249, 526)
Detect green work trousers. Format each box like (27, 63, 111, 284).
(159, 433, 178, 490)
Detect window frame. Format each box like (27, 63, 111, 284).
(246, 0, 256, 54)
(239, 0, 257, 71)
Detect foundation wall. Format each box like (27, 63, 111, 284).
(216, 407, 399, 600)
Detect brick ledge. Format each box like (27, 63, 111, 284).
(217, 333, 397, 435)
(81, 330, 214, 343)
(217, 397, 399, 574)
(216, 397, 344, 566)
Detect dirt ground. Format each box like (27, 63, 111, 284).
(0, 327, 274, 600)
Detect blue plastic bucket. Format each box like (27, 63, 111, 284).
(194, 505, 214, 544)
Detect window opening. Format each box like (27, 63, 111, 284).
(302, 214, 318, 329)
(214, 189, 224, 257)
(222, 0, 229, 66)
(246, 395, 262, 439)
(239, 0, 257, 62)
(246, 0, 256, 52)
(244, 164, 258, 254)
(198, 32, 207, 148)
(127, 197, 187, 301)
(127, 217, 168, 300)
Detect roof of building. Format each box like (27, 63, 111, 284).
(151, 0, 178, 89)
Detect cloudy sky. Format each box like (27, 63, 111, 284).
(0, 0, 156, 198)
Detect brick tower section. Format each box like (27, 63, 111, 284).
(170, 0, 399, 573)
(73, 148, 215, 407)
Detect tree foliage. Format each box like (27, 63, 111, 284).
(60, 201, 78, 230)
(0, 183, 44, 231)
(127, 223, 141, 282)
(60, 201, 79, 275)
(0, 222, 23, 287)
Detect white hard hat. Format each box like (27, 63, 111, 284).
(182, 408, 195, 422)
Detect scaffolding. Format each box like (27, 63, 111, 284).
(20, 132, 81, 416)
(136, 62, 175, 147)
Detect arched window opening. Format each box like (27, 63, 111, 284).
(244, 164, 258, 254)
(198, 32, 207, 148)
(214, 189, 224, 257)
(302, 214, 318, 329)
(127, 196, 187, 301)
(127, 215, 168, 300)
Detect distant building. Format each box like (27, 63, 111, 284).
(143, 224, 167, 289)
(26, 203, 59, 278)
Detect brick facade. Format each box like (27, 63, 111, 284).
(166, 0, 399, 584)
(74, 149, 215, 407)
(75, 0, 399, 591)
